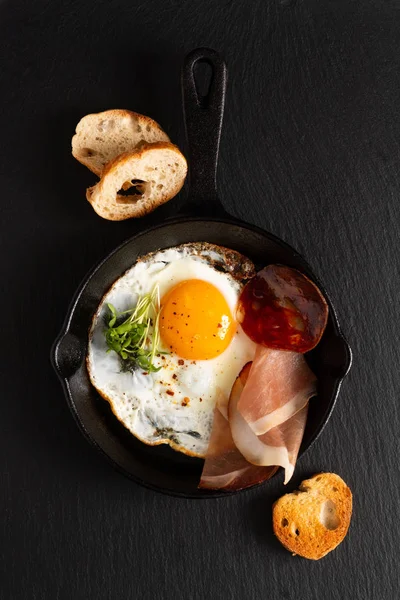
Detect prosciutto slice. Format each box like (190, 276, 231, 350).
(199, 388, 277, 491)
(200, 345, 316, 489)
(237, 346, 317, 435)
(229, 360, 310, 484)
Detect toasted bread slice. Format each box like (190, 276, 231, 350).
(86, 142, 187, 220)
(72, 109, 170, 176)
(272, 473, 352, 560)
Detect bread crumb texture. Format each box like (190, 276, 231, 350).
(272, 472, 352, 560)
(72, 109, 170, 176)
(86, 142, 187, 220)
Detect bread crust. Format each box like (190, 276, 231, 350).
(272, 472, 352, 559)
(86, 142, 187, 220)
(72, 109, 170, 176)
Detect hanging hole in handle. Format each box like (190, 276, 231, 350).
(193, 60, 213, 108)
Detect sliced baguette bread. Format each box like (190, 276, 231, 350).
(86, 142, 187, 220)
(72, 109, 170, 176)
(272, 473, 352, 560)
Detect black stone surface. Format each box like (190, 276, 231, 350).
(1, 1, 399, 598)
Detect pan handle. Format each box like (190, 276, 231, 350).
(181, 48, 228, 217)
(52, 331, 83, 380)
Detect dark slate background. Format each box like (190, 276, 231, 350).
(1, 0, 399, 598)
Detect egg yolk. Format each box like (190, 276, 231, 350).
(159, 279, 235, 360)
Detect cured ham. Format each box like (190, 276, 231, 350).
(200, 350, 314, 489)
(229, 368, 307, 484)
(237, 345, 317, 435)
(199, 388, 277, 490)
(237, 265, 328, 353)
(229, 360, 310, 484)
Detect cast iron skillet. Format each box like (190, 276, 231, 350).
(52, 48, 352, 498)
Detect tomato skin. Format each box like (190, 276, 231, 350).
(237, 265, 328, 353)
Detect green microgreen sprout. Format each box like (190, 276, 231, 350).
(104, 285, 163, 373)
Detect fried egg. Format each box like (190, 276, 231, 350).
(87, 243, 256, 457)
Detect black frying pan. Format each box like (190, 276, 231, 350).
(52, 48, 352, 498)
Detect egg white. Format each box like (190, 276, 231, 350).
(87, 245, 256, 457)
